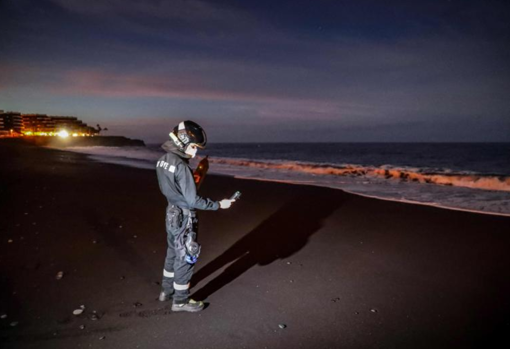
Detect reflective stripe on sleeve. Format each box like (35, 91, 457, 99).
(163, 270, 175, 278)
(173, 282, 190, 291)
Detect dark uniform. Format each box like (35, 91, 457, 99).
(156, 140, 219, 304)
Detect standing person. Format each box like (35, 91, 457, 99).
(156, 120, 234, 312)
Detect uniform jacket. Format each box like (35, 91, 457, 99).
(156, 140, 219, 211)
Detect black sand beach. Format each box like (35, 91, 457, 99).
(1, 139, 509, 349)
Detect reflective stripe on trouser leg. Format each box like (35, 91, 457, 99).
(163, 270, 175, 278)
(162, 269, 175, 293)
(173, 282, 191, 304)
(174, 282, 190, 291)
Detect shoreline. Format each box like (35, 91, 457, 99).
(40, 139, 510, 217)
(61, 148, 510, 218)
(233, 175, 510, 218)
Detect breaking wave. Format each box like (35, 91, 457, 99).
(209, 158, 510, 192)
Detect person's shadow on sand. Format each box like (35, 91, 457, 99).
(191, 189, 345, 301)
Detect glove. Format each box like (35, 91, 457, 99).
(219, 199, 234, 209)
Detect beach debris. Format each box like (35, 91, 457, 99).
(89, 310, 101, 321)
(8, 239, 13, 243)
(355, 312, 360, 315)
(10, 321, 19, 327)
(79, 325, 85, 330)
(24, 212, 28, 215)
(133, 235, 137, 238)
(56, 271, 64, 280)
(119, 225, 123, 229)
(331, 297, 340, 303)
(153, 281, 161, 286)
(278, 324, 287, 329)
(1, 314, 7, 319)
(99, 336, 106, 340)
(120, 276, 125, 280)
(92, 240, 98, 244)
(133, 302, 143, 308)
(370, 308, 378, 313)
(286, 261, 292, 265)
(289, 279, 294, 283)
(73, 305, 85, 316)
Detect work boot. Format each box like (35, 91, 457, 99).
(171, 299, 204, 312)
(158, 290, 173, 302)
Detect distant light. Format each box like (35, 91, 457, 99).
(72, 133, 78, 137)
(58, 130, 69, 138)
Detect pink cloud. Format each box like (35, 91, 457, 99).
(50, 68, 312, 104)
(50, 68, 374, 123)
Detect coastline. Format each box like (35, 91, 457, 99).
(233, 175, 510, 218)
(1, 139, 510, 349)
(64, 148, 510, 218)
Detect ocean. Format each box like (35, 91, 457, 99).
(61, 142, 510, 216)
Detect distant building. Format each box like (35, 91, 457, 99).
(0, 116, 5, 137)
(21, 114, 56, 134)
(50, 116, 97, 135)
(0, 112, 23, 134)
(0, 111, 100, 137)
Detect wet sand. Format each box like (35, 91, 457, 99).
(1, 139, 509, 349)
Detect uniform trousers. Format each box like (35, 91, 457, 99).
(161, 205, 198, 304)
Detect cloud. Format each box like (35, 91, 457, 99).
(51, 67, 293, 102)
(45, 67, 370, 125)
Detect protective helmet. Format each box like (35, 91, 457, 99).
(169, 120, 207, 151)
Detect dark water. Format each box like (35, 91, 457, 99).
(199, 143, 510, 176)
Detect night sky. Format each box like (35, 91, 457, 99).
(1, 0, 509, 143)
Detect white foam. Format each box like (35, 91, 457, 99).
(208, 157, 510, 192)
